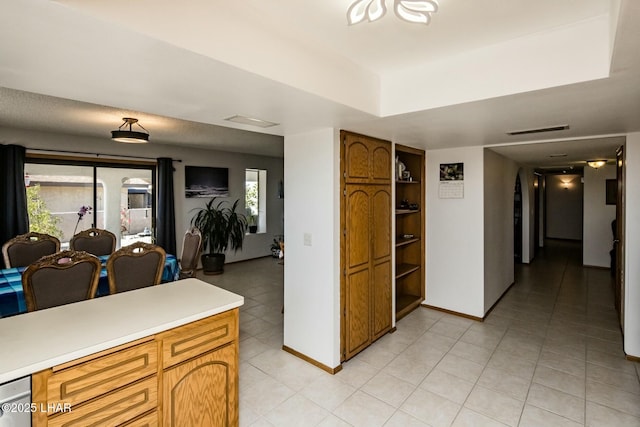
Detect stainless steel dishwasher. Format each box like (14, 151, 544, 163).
(0, 376, 31, 427)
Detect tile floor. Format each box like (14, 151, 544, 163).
(198, 241, 640, 427)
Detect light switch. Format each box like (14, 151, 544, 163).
(303, 233, 312, 246)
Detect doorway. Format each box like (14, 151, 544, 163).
(514, 174, 523, 264)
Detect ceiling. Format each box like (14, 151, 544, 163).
(0, 0, 638, 164)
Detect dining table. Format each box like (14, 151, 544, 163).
(0, 254, 179, 318)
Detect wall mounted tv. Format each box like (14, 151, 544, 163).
(185, 166, 229, 198)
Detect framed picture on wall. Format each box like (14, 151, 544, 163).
(439, 162, 464, 181)
(606, 179, 617, 205)
(185, 166, 229, 198)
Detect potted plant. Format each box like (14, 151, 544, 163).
(191, 197, 247, 275)
(248, 215, 258, 233)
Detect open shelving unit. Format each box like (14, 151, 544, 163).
(395, 144, 425, 320)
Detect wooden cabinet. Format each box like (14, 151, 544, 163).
(158, 310, 238, 426)
(163, 343, 237, 426)
(395, 144, 425, 320)
(32, 308, 239, 427)
(341, 131, 392, 361)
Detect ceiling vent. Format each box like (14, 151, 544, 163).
(506, 125, 570, 136)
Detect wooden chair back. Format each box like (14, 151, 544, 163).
(179, 227, 202, 279)
(2, 232, 61, 268)
(107, 242, 166, 294)
(70, 228, 116, 256)
(22, 250, 101, 312)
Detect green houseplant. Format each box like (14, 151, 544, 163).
(191, 197, 247, 274)
(248, 215, 258, 233)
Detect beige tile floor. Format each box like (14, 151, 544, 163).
(198, 241, 640, 427)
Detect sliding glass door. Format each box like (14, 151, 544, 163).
(25, 159, 155, 249)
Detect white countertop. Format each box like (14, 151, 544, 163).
(0, 278, 243, 384)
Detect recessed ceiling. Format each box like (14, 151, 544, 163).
(0, 0, 639, 167)
(488, 136, 624, 168)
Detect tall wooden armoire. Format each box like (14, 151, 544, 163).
(340, 131, 392, 361)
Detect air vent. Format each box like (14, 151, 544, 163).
(506, 125, 570, 136)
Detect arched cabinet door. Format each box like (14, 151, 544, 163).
(163, 343, 238, 427)
(343, 133, 392, 185)
(371, 187, 392, 339)
(344, 186, 372, 358)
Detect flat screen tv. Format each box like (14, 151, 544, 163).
(185, 166, 229, 198)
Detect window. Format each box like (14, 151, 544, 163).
(245, 169, 267, 233)
(25, 159, 155, 249)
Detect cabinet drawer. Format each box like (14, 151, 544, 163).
(159, 309, 238, 369)
(48, 377, 157, 427)
(47, 341, 157, 410)
(121, 410, 158, 427)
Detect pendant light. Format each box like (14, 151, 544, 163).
(111, 118, 149, 143)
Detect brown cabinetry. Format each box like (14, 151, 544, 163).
(395, 144, 425, 320)
(341, 131, 392, 361)
(163, 343, 237, 426)
(159, 310, 238, 426)
(32, 308, 239, 427)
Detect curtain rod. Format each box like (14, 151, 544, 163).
(26, 148, 182, 162)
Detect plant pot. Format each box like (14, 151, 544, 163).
(249, 225, 258, 233)
(201, 253, 225, 275)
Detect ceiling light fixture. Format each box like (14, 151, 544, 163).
(586, 160, 607, 169)
(224, 115, 278, 128)
(347, 0, 439, 25)
(111, 118, 149, 143)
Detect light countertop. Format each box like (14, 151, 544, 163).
(0, 278, 243, 384)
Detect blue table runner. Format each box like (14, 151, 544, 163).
(0, 254, 179, 318)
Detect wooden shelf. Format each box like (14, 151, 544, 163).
(396, 263, 420, 279)
(394, 144, 425, 321)
(395, 294, 423, 321)
(396, 209, 420, 215)
(396, 237, 420, 248)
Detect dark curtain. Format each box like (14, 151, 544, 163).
(0, 144, 29, 268)
(156, 157, 176, 256)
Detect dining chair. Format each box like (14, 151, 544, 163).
(70, 228, 116, 256)
(107, 242, 166, 294)
(2, 232, 61, 268)
(21, 250, 102, 312)
(179, 227, 202, 279)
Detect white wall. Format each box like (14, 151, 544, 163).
(0, 126, 284, 262)
(546, 174, 583, 240)
(483, 150, 518, 313)
(583, 164, 616, 268)
(426, 147, 485, 318)
(381, 15, 610, 115)
(624, 133, 640, 358)
(283, 128, 340, 369)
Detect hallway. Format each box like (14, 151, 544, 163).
(199, 241, 640, 426)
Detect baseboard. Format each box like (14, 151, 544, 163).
(583, 264, 611, 270)
(282, 345, 342, 375)
(195, 255, 275, 271)
(420, 304, 484, 322)
(626, 354, 640, 363)
(483, 281, 516, 319)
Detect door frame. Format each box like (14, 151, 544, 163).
(615, 145, 625, 330)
